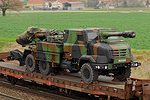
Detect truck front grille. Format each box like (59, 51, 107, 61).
(112, 49, 127, 58)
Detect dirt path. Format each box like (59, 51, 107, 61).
(7, 9, 149, 14)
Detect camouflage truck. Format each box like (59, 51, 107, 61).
(9, 27, 140, 83)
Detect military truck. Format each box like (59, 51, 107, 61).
(9, 27, 140, 83)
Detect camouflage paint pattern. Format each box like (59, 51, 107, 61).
(36, 42, 63, 64)
(63, 29, 133, 67)
(64, 30, 87, 60)
(98, 31, 134, 64)
(17, 27, 136, 70)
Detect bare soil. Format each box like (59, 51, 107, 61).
(131, 50, 150, 79)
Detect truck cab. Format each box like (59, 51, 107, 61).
(62, 28, 140, 83)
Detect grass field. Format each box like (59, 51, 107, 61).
(0, 12, 150, 50)
(0, 11, 150, 78)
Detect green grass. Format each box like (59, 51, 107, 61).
(0, 12, 150, 49)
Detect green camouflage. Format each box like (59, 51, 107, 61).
(15, 27, 140, 80)
(36, 42, 63, 64)
(16, 27, 136, 65)
(64, 29, 87, 60)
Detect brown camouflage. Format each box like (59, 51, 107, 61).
(16, 27, 137, 70)
(36, 42, 63, 64)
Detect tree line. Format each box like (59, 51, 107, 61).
(0, 0, 23, 16)
(81, 0, 150, 8)
(0, 0, 150, 16)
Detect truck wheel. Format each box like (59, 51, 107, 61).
(114, 67, 131, 81)
(25, 54, 36, 72)
(80, 63, 98, 84)
(39, 61, 50, 75)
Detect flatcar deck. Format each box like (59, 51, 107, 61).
(0, 62, 26, 71)
(0, 61, 128, 99)
(0, 62, 125, 87)
(0, 53, 149, 100)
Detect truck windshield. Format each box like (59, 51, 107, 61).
(87, 32, 98, 42)
(108, 36, 121, 39)
(107, 36, 126, 42)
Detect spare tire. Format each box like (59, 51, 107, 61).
(80, 63, 98, 84)
(25, 54, 36, 72)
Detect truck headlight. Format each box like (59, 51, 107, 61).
(131, 62, 140, 67)
(104, 65, 108, 69)
(96, 66, 100, 69)
(134, 63, 138, 67)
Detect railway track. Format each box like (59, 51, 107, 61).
(0, 76, 95, 100)
(0, 92, 21, 100)
(0, 52, 149, 100)
(0, 78, 74, 100)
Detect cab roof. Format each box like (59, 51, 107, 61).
(64, 28, 116, 32)
(64, 28, 98, 32)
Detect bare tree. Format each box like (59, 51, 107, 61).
(0, 0, 23, 16)
(114, 0, 119, 7)
(145, 0, 150, 7)
(123, 0, 128, 7)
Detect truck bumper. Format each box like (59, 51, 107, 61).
(131, 62, 141, 67)
(92, 61, 141, 70)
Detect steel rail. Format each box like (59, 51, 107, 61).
(0, 77, 92, 100)
(0, 92, 21, 100)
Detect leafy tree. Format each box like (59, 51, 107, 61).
(0, 0, 23, 16)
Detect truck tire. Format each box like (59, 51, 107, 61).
(25, 54, 36, 72)
(80, 63, 98, 84)
(39, 61, 50, 75)
(114, 67, 131, 81)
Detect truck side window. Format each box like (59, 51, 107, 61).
(77, 35, 84, 44)
(77, 35, 84, 41)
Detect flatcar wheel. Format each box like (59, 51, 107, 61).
(25, 54, 36, 72)
(114, 67, 131, 81)
(0, 60, 4, 62)
(80, 63, 98, 84)
(7, 76, 17, 85)
(39, 61, 51, 75)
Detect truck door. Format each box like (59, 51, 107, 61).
(64, 30, 87, 60)
(72, 31, 87, 58)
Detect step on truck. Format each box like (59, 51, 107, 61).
(8, 27, 141, 83)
